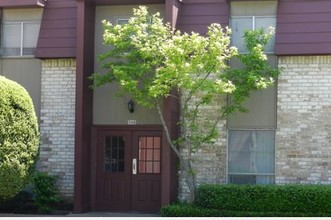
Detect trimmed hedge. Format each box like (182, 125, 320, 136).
(161, 184, 331, 217)
(160, 203, 330, 217)
(195, 184, 331, 214)
(0, 76, 39, 200)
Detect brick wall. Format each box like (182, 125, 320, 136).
(276, 56, 331, 184)
(39, 59, 76, 200)
(177, 95, 228, 201)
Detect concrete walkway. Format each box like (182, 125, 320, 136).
(0, 212, 160, 217)
(68, 212, 160, 217)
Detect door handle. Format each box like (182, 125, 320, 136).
(132, 158, 137, 175)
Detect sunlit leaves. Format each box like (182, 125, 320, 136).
(90, 6, 280, 200)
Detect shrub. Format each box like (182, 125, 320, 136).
(195, 184, 331, 214)
(161, 184, 331, 217)
(160, 203, 330, 217)
(161, 203, 222, 217)
(33, 172, 61, 214)
(0, 188, 35, 213)
(0, 76, 39, 200)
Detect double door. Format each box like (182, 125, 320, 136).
(94, 129, 162, 212)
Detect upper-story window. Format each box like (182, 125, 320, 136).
(1, 9, 42, 57)
(117, 19, 130, 25)
(230, 1, 277, 54)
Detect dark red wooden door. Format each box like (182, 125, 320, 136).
(95, 130, 132, 211)
(95, 130, 162, 212)
(132, 131, 162, 212)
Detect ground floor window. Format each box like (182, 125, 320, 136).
(228, 130, 275, 184)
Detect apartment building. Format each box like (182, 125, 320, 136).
(0, 0, 330, 213)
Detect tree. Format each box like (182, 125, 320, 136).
(91, 6, 280, 201)
(0, 76, 39, 200)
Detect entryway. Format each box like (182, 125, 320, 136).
(92, 126, 162, 212)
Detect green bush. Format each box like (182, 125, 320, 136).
(0, 189, 35, 213)
(161, 203, 222, 217)
(160, 203, 330, 217)
(0, 76, 39, 200)
(195, 184, 331, 214)
(33, 172, 61, 214)
(161, 184, 331, 217)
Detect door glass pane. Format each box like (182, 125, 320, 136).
(153, 162, 160, 173)
(153, 149, 160, 161)
(105, 136, 125, 172)
(146, 149, 153, 161)
(138, 136, 161, 174)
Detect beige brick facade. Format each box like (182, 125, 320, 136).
(276, 56, 331, 184)
(35, 56, 331, 202)
(38, 59, 76, 200)
(178, 95, 228, 201)
(178, 55, 331, 201)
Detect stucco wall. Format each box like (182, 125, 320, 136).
(276, 56, 331, 184)
(93, 5, 164, 125)
(38, 59, 76, 200)
(0, 58, 42, 119)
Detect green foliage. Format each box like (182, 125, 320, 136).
(0, 76, 39, 200)
(33, 172, 61, 214)
(161, 203, 222, 217)
(161, 184, 331, 217)
(223, 28, 279, 114)
(91, 6, 279, 149)
(160, 203, 330, 217)
(0, 189, 35, 213)
(90, 6, 280, 200)
(195, 184, 331, 214)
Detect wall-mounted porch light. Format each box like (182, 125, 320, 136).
(127, 99, 135, 113)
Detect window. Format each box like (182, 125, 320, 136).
(230, 16, 276, 53)
(228, 130, 275, 184)
(104, 136, 125, 172)
(117, 19, 129, 25)
(138, 136, 161, 174)
(1, 9, 42, 57)
(230, 1, 277, 53)
(1, 22, 41, 56)
(227, 81, 277, 186)
(227, 1, 277, 185)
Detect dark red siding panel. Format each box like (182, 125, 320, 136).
(35, 48, 76, 58)
(177, 1, 229, 35)
(277, 43, 331, 56)
(165, 0, 182, 29)
(0, 0, 46, 8)
(37, 38, 77, 48)
(36, 0, 77, 59)
(276, 0, 331, 55)
(94, 0, 164, 5)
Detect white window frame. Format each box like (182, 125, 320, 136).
(226, 128, 276, 184)
(1, 21, 40, 57)
(230, 15, 276, 54)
